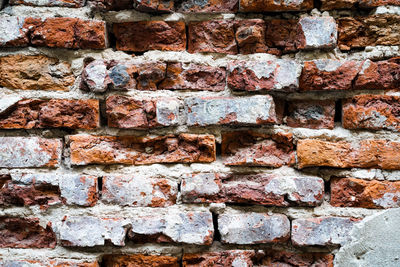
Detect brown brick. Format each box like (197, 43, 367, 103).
(69, 134, 216, 165)
(297, 139, 400, 170)
(222, 131, 295, 167)
(181, 173, 324, 206)
(300, 60, 361, 91)
(188, 20, 237, 54)
(239, 0, 313, 12)
(10, 0, 85, 7)
(0, 54, 74, 91)
(183, 251, 255, 267)
(177, 0, 238, 12)
(234, 19, 267, 54)
(286, 100, 335, 129)
(343, 95, 400, 131)
(331, 178, 400, 208)
(0, 217, 56, 248)
(106, 95, 180, 129)
(0, 137, 62, 168)
(102, 254, 179, 267)
(338, 14, 400, 50)
(113, 21, 186, 52)
(0, 99, 99, 129)
(260, 250, 334, 267)
(26, 17, 107, 49)
(159, 62, 226, 91)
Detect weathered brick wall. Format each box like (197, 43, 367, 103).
(0, 0, 399, 266)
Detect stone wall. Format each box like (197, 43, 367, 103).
(0, 0, 399, 266)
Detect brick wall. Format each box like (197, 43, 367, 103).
(0, 0, 399, 266)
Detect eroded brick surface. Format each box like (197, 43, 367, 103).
(292, 217, 357, 246)
(0, 99, 99, 129)
(227, 60, 301, 92)
(106, 95, 180, 129)
(133, 0, 174, 12)
(322, 0, 400, 10)
(184, 95, 277, 126)
(183, 251, 255, 266)
(102, 175, 177, 207)
(222, 131, 295, 167)
(102, 254, 178, 267)
(188, 20, 237, 54)
(0, 54, 74, 91)
(234, 19, 268, 54)
(338, 14, 400, 50)
(0, 259, 99, 266)
(259, 250, 334, 266)
(0, 137, 62, 168)
(286, 100, 335, 129)
(0, 217, 56, 248)
(10, 0, 85, 7)
(297, 139, 400, 170)
(218, 211, 290, 244)
(113, 21, 186, 52)
(181, 173, 324, 206)
(343, 95, 400, 131)
(239, 0, 313, 12)
(331, 178, 400, 208)
(177, 0, 238, 13)
(69, 134, 216, 165)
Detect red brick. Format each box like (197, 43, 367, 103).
(239, 0, 313, 12)
(222, 131, 295, 167)
(260, 250, 334, 267)
(188, 20, 237, 54)
(265, 19, 299, 54)
(297, 139, 400, 170)
(183, 251, 255, 267)
(0, 137, 62, 168)
(10, 0, 85, 7)
(355, 58, 400, 90)
(286, 100, 335, 129)
(234, 19, 267, 54)
(102, 254, 179, 266)
(338, 14, 400, 50)
(159, 62, 226, 91)
(181, 173, 324, 206)
(0, 173, 98, 207)
(134, 0, 174, 12)
(343, 95, 400, 131)
(113, 21, 186, 52)
(106, 95, 180, 129)
(0, 54, 74, 91)
(0, 99, 99, 129)
(227, 59, 300, 92)
(177, 0, 238, 12)
(69, 134, 216, 165)
(0, 217, 56, 248)
(25, 17, 107, 49)
(331, 178, 400, 208)
(300, 60, 361, 91)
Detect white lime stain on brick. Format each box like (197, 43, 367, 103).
(185, 95, 276, 126)
(218, 211, 290, 244)
(82, 60, 109, 93)
(373, 192, 400, 208)
(156, 98, 181, 126)
(0, 16, 26, 46)
(0, 137, 61, 168)
(0, 95, 22, 114)
(181, 173, 220, 199)
(299, 16, 337, 49)
(275, 59, 301, 90)
(291, 217, 357, 246)
(314, 59, 344, 72)
(101, 175, 177, 207)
